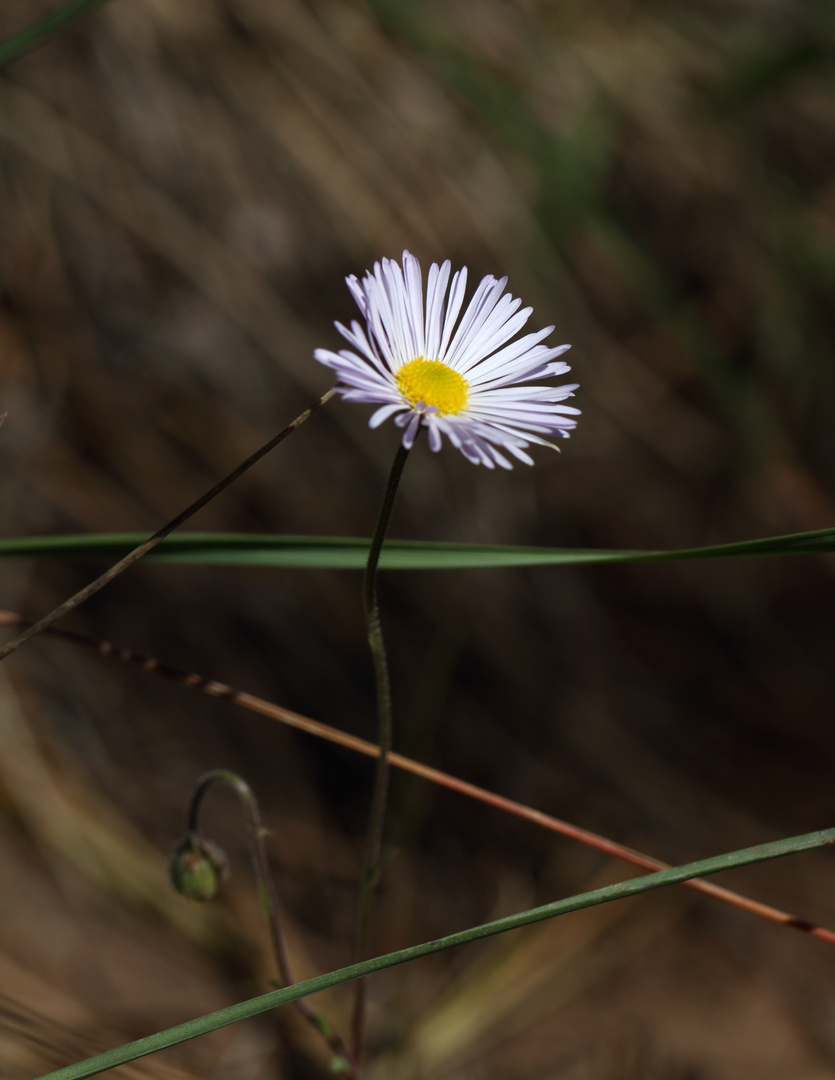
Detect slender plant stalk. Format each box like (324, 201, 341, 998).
(0, 388, 335, 665)
(4, 605, 834, 946)
(351, 442, 411, 1068)
(36, 825, 835, 1080)
(186, 771, 353, 1074)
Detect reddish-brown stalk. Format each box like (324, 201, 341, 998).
(1, 607, 831, 946)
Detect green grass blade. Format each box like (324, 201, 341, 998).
(2, 526, 835, 571)
(36, 826, 835, 1079)
(0, 0, 113, 70)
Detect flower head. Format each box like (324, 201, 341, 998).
(315, 251, 579, 469)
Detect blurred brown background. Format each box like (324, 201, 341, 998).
(2, 0, 835, 1076)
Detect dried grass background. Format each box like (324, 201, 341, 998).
(2, 0, 835, 1076)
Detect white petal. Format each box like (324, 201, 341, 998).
(485, 442, 513, 469)
(334, 320, 390, 377)
(439, 268, 468, 359)
(425, 260, 451, 360)
(466, 328, 557, 385)
(401, 412, 421, 449)
(452, 301, 530, 373)
(383, 257, 415, 360)
(346, 275, 368, 318)
(426, 418, 443, 452)
(369, 403, 405, 428)
(402, 250, 426, 357)
(444, 276, 505, 368)
(315, 252, 579, 467)
(505, 443, 535, 466)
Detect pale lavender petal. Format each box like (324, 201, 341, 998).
(451, 301, 530, 373)
(439, 268, 468, 359)
(425, 260, 451, 360)
(444, 276, 505, 368)
(425, 417, 443, 452)
(334, 320, 390, 377)
(369, 403, 405, 428)
(466, 329, 559, 385)
(402, 250, 426, 357)
(314, 252, 579, 468)
(401, 412, 421, 449)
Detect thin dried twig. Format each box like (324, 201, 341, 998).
(2, 607, 832, 946)
(0, 388, 336, 665)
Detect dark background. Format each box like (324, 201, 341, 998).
(2, 1, 835, 1076)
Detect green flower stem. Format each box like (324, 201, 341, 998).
(352, 442, 411, 1068)
(186, 771, 354, 1073)
(0, 0, 114, 70)
(37, 826, 835, 1080)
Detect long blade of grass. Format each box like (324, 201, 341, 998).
(35, 825, 835, 1080)
(0, 0, 113, 70)
(2, 525, 835, 570)
(3, 608, 832, 946)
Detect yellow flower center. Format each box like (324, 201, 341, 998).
(395, 358, 469, 416)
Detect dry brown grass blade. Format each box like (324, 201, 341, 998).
(0, 663, 220, 943)
(3, 608, 832, 948)
(382, 870, 687, 1078)
(0, 949, 234, 1079)
(0, 387, 335, 664)
(0, 81, 317, 383)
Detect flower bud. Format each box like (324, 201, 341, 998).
(169, 833, 228, 901)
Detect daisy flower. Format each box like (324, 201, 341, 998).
(315, 251, 579, 469)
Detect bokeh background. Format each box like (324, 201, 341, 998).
(2, 0, 835, 1076)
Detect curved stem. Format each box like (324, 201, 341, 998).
(187, 770, 353, 1075)
(351, 442, 411, 1068)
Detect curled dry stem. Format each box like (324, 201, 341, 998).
(183, 769, 354, 1076)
